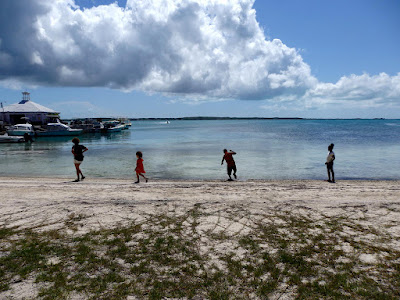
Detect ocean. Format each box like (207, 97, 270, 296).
(1, 119, 399, 180)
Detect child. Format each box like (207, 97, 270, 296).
(135, 151, 148, 184)
(71, 137, 88, 182)
(325, 143, 335, 183)
(221, 149, 237, 181)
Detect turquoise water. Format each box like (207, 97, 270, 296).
(1, 120, 399, 180)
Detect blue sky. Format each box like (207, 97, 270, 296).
(254, 0, 400, 82)
(0, 0, 399, 118)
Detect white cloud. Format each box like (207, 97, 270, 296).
(0, 0, 316, 100)
(306, 72, 400, 108)
(0, 0, 398, 111)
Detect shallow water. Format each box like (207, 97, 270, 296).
(1, 119, 399, 180)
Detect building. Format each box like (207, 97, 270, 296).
(0, 92, 60, 125)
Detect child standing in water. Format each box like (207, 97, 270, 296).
(135, 151, 148, 184)
(325, 143, 335, 183)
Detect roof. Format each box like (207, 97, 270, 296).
(2, 100, 59, 113)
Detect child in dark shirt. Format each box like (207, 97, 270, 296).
(71, 137, 88, 182)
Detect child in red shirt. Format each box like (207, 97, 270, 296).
(135, 151, 148, 183)
(221, 149, 237, 181)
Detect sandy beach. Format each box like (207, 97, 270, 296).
(1, 177, 400, 299)
(1, 177, 400, 235)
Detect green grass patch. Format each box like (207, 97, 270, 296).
(0, 206, 399, 299)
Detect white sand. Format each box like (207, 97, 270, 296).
(0, 177, 399, 241)
(1, 177, 400, 299)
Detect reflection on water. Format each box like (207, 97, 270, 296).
(0, 120, 399, 180)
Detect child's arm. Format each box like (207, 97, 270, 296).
(230, 150, 236, 155)
(221, 156, 225, 165)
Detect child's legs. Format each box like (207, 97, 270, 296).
(74, 163, 81, 178)
(327, 163, 334, 181)
(136, 172, 147, 181)
(227, 166, 232, 178)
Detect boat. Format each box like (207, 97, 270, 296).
(117, 118, 132, 130)
(69, 119, 105, 133)
(7, 124, 35, 136)
(103, 120, 125, 132)
(0, 133, 26, 143)
(92, 120, 105, 132)
(35, 123, 83, 136)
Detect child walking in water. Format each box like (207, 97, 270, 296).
(325, 143, 335, 183)
(135, 151, 148, 184)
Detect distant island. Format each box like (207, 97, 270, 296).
(128, 117, 386, 121)
(63, 117, 388, 121)
(130, 117, 304, 121)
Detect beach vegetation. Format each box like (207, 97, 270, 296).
(0, 205, 399, 299)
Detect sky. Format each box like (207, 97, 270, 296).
(0, 0, 399, 118)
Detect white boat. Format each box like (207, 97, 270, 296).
(69, 119, 105, 133)
(36, 123, 83, 136)
(103, 120, 125, 132)
(122, 122, 131, 130)
(117, 119, 131, 130)
(92, 120, 105, 132)
(7, 124, 35, 136)
(0, 133, 26, 143)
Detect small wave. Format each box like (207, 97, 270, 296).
(385, 123, 400, 127)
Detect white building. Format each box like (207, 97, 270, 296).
(0, 92, 60, 125)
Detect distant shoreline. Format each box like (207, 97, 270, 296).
(64, 117, 391, 121)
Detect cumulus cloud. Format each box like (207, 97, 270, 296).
(0, 0, 316, 100)
(0, 0, 398, 108)
(306, 72, 400, 108)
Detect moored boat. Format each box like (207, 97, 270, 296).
(69, 118, 105, 133)
(103, 120, 125, 132)
(35, 123, 83, 136)
(118, 118, 132, 129)
(7, 124, 35, 136)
